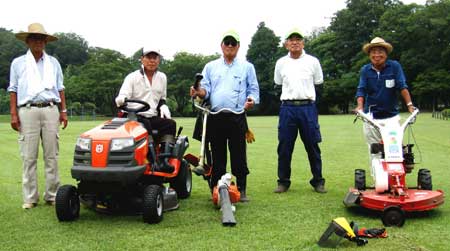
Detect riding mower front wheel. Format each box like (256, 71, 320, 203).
(142, 185, 164, 224)
(55, 185, 80, 222)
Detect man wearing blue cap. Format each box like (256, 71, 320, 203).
(190, 30, 260, 202)
(273, 28, 326, 194)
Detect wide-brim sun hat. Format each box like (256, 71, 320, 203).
(15, 23, 58, 42)
(362, 37, 393, 54)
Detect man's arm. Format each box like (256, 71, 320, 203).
(59, 90, 68, 129)
(10, 92, 20, 131)
(400, 88, 414, 113)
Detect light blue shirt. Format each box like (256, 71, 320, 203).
(8, 51, 64, 106)
(201, 57, 260, 112)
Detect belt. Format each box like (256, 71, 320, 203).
(20, 102, 54, 108)
(282, 100, 313, 106)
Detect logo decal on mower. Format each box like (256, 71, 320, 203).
(95, 144, 103, 153)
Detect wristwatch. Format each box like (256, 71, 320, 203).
(406, 102, 413, 106)
(60, 109, 67, 113)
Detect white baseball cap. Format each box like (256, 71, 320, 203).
(142, 46, 161, 56)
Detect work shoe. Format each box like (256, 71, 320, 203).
(22, 203, 37, 209)
(45, 201, 55, 206)
(239, 191, 250, 202)
(273, 185, 289, 193)
(192, 166, 205, 176)
(314, 185, 327, 193)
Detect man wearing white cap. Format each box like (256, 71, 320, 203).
(355, 37, 414, 165)
(115, 47, 176, 172)
(273, 28, 326, 194)
(8, 23, 68, 209)
(190, 30, 260, 202)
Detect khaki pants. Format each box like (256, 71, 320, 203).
(18, 105, 60, 204)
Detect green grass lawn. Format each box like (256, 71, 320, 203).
(0, 114, 448, 250)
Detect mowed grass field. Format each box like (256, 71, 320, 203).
(0, 114, 448, 251)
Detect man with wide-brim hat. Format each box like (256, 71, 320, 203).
(355, 37, 414, 168)
(8, 22, 67, 209)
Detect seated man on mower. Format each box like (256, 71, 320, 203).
(115, 46, 176, 172)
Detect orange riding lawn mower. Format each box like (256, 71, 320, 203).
(55, 99, 192, 224)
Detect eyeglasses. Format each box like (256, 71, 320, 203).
(223, 39, 238, 47)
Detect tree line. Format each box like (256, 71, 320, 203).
(1, 0, 449, 116)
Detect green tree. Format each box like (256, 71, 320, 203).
(329, 0, 400, 74)
(0, 28, 27, 89)
(246, 22, 282, 115)
(164, 52, 219, 116)
(64, 47, 135, 115)
(45, 32, 89, 70)
(413, 69, 450, 110)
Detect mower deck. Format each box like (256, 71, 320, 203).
(347, 188, 444, 212)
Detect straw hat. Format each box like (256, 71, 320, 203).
(362, 37, 392, 54)
(15, 23, 58, 42)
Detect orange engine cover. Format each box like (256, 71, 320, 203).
(212, 184, 241, 205)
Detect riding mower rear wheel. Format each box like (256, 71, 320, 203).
(170, 159, 192, 199)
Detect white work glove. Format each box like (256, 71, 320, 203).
(115, 96, 126, 107)
(159, 104, 171, 119)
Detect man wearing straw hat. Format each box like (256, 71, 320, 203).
(8, 23, 67, 209)
(355, 37, 414, 165)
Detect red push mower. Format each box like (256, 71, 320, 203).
(55, 99, 192, 224)
(184, 74, 241, 226)
(344, 109, 444, 226)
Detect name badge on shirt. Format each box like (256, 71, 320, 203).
(385, 79, 395, 88)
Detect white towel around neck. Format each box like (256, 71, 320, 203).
(25, 49, 56, 99)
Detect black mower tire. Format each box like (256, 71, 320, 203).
(355, 169, 366, 190)
(170, 159, 192, 199)
(382, 206, 405, 227)
(55, 185, 80, 222)
(418, 169, 432, 190)
(142, 185, 164, 224)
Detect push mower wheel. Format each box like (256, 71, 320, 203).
(55, 185, 80, 222)
(418, 169, 432, 190)
(355, 169, 366, 190)
(170, 159, 192, 199)
(382, 206, 405, 227)
(142, 185, 164, 224)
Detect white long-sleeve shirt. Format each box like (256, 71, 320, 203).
(116, 69, 167, 117)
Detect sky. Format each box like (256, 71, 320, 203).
(1, 0, 427, 59)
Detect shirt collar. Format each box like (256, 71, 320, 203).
(221, 56, 237, 66)
(288, 49, 306, 59)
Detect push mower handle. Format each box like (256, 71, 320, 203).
(193, 102, 245, 115)
(119, 99, 150, 114)
(356, 108, 419, 131)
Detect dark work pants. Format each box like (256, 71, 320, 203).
(137, 116, 176, 140)
(277, 103, 325, 188)
(207, 113, 248, 190)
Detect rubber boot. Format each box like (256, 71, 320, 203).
(157, 135, 175, 173)
(147, 137, 161, 171)
(237, 176, 249, 202)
